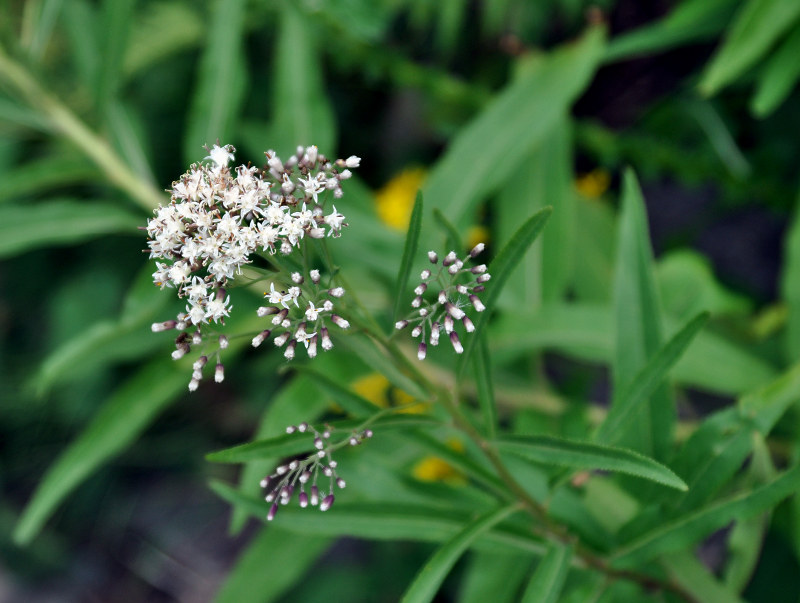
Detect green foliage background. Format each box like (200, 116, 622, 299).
(2, 0, 800, 601)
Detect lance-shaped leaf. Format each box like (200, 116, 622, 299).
(496, 435, 687, 491)
(520, 543, 573, 603)
(595, 312, 708, 446)
(612, 463, 800, 566)
(611, 169, 673, 460)
(457, 207, 552, 373)
(473, 335, 498, 439)
(401, 505, 518, 603)
(183, 0, 247, 162)
(751, 25, 800, 116)
(699, 0, 800, 96)
(393, 192, 424, 324)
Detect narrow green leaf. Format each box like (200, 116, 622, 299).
(107, 101, 157, 187)
(491, 303, 776, 395)
(604, 0, 735, 63)
(699, 0, 800, 96)
(459, 551, 534, 603)
(95, 0, 135, 113)
(496, 435, 687, 490)
(596, 312, 708, 446)
(0, 155, 96, 203)
(269, 3, 336, 156)
(612, 169, 673, 460)
(473, 336, 497, 439)
(183, 0, 247, 162)
(214, 527, 332, 603)
(13, 359, 187, 545)
(338, 334, 429, 400)
(211, 482, 545, 555)
(458, 207, 552, 372)
(432, 207, 463, 252)
(661, 552, 745, 603)
(394, 192, 424, 323)
(751, 25, 800, 116)
(612, 463, 800, 566)
(0, 200, 140, 258)
(207, 415, 441, 463)
(520, 543, 573, 603)
(401, 505, 518, 603)
(422, 26, 604, 231)
(21, 0, 63, 61)
(781, 190, 800, 362)
(739, 362, 800, 434)
(294, 366, 381, 417)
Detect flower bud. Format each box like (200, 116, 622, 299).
(214, 363, 225, 382)
(320, 494, 335, 511)
(449, 332, 464, 354)
(151, 320, 177, 333)
(267, 502, 279, 521)
(428, 251, 438, 264)
(417, 342, 427, 360)
(470, 243, 485, 257)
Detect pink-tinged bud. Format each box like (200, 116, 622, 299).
(320, 494, 335, 511)
(193, 356, 208, 371)
(192, 331, 202, 345)
(430, 322, 441, 345)
(456, 284, 468, 295)
(321, 327, 333, 351)
(444, 315, 454, 334)
(470, 295, 485, 312)
(151, 320, 177, 333)
(299, 471, 311, 483)
(323, 466, 333, 477)
(257, 306, 279, 316)
(395, 320, 409, 330)
(363, 429, 373, 438)
(446, 302, 465, 319)
(471, 264, 487, 274)
(286, 425, 296, 434)
(267, 502, 279, 521)
(265, 492, 275, 503)
(428, 251, 438, 264)
(260, 476, 271, 488)
(215, 363, 225, 382)
(473, 285, 486, 293)
(310, 485, 320, 506)
(420, 269, 431, 280)
(331, 315, 350, 329)
(171, 344, 189, 360)
(414, 283, 427, 295)
(299, 492, 309, 507)
(310, 269, 321, 283)
(276, 465, 288, 475)
(314, 437, 324, 450)
(462, 316, 475, 332)
(188, 378, 200, 392)
(419, 308, 428, 317)
(329, 459, 336, 466)
(417, 342, 427, 360)
(450, 332, 464, 354)
(411, 325, 423, 338)
(470, 243, 485, 257)
(298, 422, 309, 432)
(218, 335, 229, 349)
(284, 340, 297, 360)
(412, 296, 422, 308)
(477, 273, 491, 283)
(308, 335, 318, 358)
(252, 329, 271, 347)
(336, 478, 346, 489)
(448, 263, 460, 275)
(291, 272, 304, 284)
(443, 251, 457, 266)
(273, 332, 290, 347)
(438, 290, 448, 305)
(329, 287, 345, 298)
(349, 436, 359, 446)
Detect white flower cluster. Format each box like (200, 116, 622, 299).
(252, 269, 350, 360)
(396, 243, 490, 360)
(146, 143, 359, 327)
(260, 421, 373, 521)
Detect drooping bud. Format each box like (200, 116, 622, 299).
(215, 363, 225, 382)
(267, 502, 279, 521)
(449, 332, 464, 354)
(320, 494, 335, 511)
(151, 320, 177, 332)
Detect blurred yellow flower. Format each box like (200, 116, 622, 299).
(575, 168, 611, 199)
(412, 437, 466, 484)
(375, 167, 426, 230)
(466, 225, 490, 250)
(350, 372, 428, 414)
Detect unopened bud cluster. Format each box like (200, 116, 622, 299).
(396, 243, 490, 360)
(146, 144, 357, 327)
(260, 422, 374, 521)
(253, 269, 350, 359)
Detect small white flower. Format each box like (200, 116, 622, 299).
(306, 301, 320, 321)
(324, 205, 346, 236)
(299, 174, 325, 202)
(345, 155, 361, 168)
(206, 144, 235, 169)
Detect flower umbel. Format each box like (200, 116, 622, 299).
(396, 243, 489, 359)
(260, 422, 374, 521)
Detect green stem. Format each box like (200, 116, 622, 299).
(0, 43, 163, 212)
